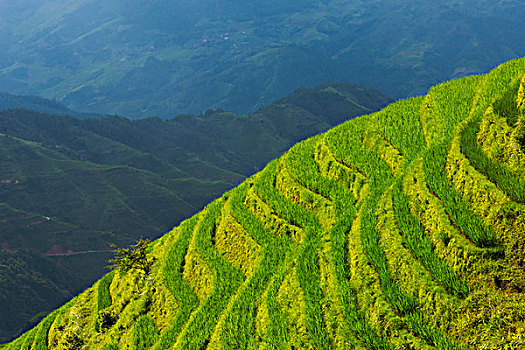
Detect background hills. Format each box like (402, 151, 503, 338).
(0, 83, 390, 342)
(3, 55, 524, 350)
(0, 0, 524, 118)
(0, 92, 102, 119)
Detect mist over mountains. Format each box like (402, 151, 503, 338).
(0, 0, 523, 118)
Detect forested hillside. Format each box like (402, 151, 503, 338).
(4, 57, 524, 349)
(0, 83, 389, 342)
(0, 92, 102, 119)
(0, 0, 523, 117)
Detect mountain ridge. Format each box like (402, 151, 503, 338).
(0, 91, 103, 119)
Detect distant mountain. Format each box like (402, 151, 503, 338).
(4, 56, 525, 350)
(0, 0, 523, 118)
(0, 92, 102, 119)
(0, 82, 390, 342)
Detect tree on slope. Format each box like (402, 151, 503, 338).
(107, 239, 156, 275)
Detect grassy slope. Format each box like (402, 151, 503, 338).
(0, 83, 388, 343)
(4, 57, 525, 349)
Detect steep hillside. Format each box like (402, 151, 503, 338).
(0, 83, 389, 342)
(4, 58, 525, 349)
(0, 1, 523, 117)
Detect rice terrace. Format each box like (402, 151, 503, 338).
(2, 58, 525, 350)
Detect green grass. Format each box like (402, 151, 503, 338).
(173, 200, 245, 349)
(392, 181, 469, 298)
(254, 161, 331, 349)
(101, 344, 118, 350)
(133, 315, 158, 350)
(461, 117, 525, 204)
(285, 139, 390, 349)
(151, 217, 200, 350)
(423, 144, 499, 248)
(493, 79, 523, 127)
(216, 183, 290, 348)
(29, 310, 58, 350)
(97, 271, 115, 311)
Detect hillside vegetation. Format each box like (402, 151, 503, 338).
(0, 83, 389, 342)
(0, 92, 102, 119)
(4, 58, 525, 349)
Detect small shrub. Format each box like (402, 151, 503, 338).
(98, 309, 117, 331)
(64, 332, 84, 350)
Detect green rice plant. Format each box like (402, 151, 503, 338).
(213, 209, 261, 276)
(461, 117, 525, 204)
(363, 128, 406, 174)
(326, 122, 464, 349)
(287, 138, 391, 349)
(102, 344, 118, 350)
(45, 297, 78, 347)
(285, 136, 349, 204)
(19, 327, 37, 350)
(326, 118, 410, 313)
(360, 192, 416, 314)
(314, 140, 367, 203)
(361, 184, 464, 349)
(242, 181, 293, 348)
(133, 315, 158, 350)
(369, 96, 426, 162)
(493, 79, 523, 127)
(418, 70, 500, 248)
(181, 232, 214, 302)
(404, 312, 461, 349)
(97, 270, 115, 311)
(173, 200, 245, 349)
(468, 59, 525, 126)
(265, 274, 291, 349)
(423, 144, 499, 248)
(326, 120, 399, 312)
(239, 182, 302, 347)
(31, 310, 59, 350)
(2, 333, 26, 350)
(392, 181, 469, 298)
(476, 105, 525, 179)
(275, 169, 336, 228)
(214, 183, 290, 349)
(151, 216, 200, 350)
(254, 160, 331, 349)
(420, 75, 481, 146)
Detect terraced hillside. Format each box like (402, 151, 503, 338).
(3, 58, 525, 349)
(0, 82, 389, 344)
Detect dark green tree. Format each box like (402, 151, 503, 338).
(107, 239, 156, 275)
